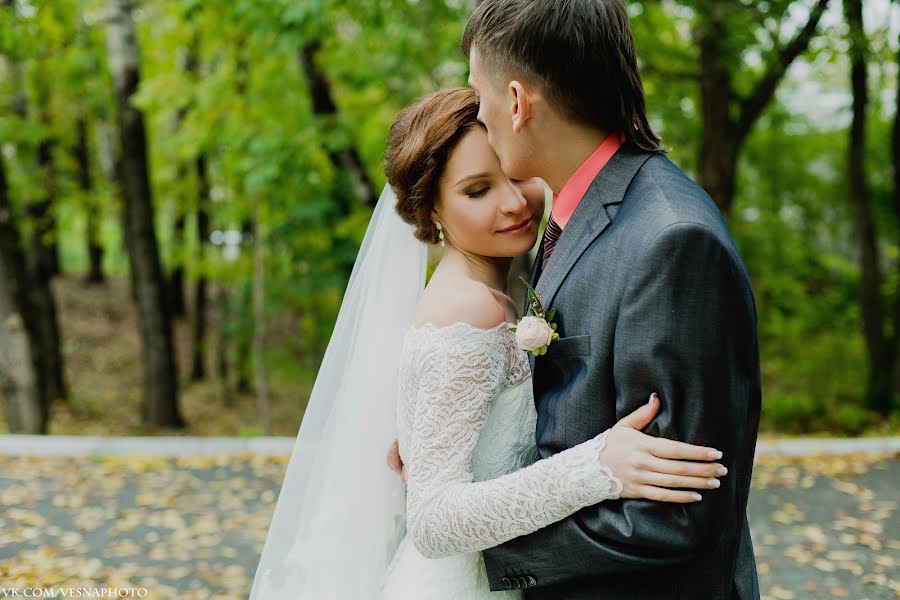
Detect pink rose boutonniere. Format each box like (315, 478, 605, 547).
(509, 277, 559, 356)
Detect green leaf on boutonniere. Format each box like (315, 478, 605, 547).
(546, 308, 556, 322)
(508, 326, 517, 332)
(520, 276, 545, 316)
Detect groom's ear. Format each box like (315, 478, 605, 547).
(509, 80, 533, 134)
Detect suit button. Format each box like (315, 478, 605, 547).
(527, 575, 537, 587)
(519, 576, 528, 587)
(512, 578, 522, 589)
(501, 577, 512, 590)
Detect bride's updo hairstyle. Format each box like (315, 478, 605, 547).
(385, 88, 480, 244)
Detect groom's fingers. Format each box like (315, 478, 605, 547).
(645, 456, 728, 479)
(647, 437, 723, 461)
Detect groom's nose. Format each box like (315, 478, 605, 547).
(500, 184, 527, 213)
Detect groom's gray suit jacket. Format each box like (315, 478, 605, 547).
(481, 147, 761, 600)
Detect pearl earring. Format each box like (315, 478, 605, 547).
(435, 222, 446, 248)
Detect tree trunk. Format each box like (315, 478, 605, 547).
(694, 0, 829, 213)
(845, 0, 892, 415)
(190, 155, 210, 380)
(0, 151, 48, 433)
(236, 219, 254, 394)
(216, 282, 232, 406)
(32, 80, 61, 278)
(696, 4, 740, 214)
(168, 38, 200, 320)
(299, 42, 378, 208)
(24, 220, 68, 406)
(252, 197, 271, 434)
(106, 0, 183, 428)
(31, 140, 60, 278)
(97, 108, 137, 301)
(77, 118, 105, 285)
(891, 14, 900, 410)
(168, 202, 187, 317)
(2, 4, 67, 407)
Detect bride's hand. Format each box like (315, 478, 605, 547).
(599, 393, 727, 503)
(387, 439, 406, 483)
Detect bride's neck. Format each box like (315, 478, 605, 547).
(440, 246, 512, 294)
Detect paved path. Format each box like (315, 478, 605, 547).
(0, 438, 896, 599)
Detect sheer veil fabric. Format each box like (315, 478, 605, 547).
(250, 184, 428, 598)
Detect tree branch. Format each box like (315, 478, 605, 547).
(735, 0, 830, 142)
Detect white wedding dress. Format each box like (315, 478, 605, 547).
(378, 321, 623, 599)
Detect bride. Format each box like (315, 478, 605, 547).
(250, 88, 728, 599)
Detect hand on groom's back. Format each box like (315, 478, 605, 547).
(387, 438, 406, 482)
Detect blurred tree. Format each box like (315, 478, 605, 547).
(694, 0, 830, 213)
(1, 0, 68, 407)
(0, 149, 48, 433)
(191, 153, 211, 381)
(892, 0, 900, 404)
(75, 116, 104, 284)
(844, 0, 894, 416)
(105, 0, 183, 427)
(30, 72, 61, 278)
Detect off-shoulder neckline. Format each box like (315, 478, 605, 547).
(407, 320, 514, 334)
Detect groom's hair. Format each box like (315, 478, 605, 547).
(462, 0, 662, 153)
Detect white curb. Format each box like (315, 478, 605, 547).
(0, 435, 897, 457)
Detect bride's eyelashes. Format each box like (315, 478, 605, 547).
(466, 187, 490, 199)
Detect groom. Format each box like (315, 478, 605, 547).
(462, 1, 761, 599)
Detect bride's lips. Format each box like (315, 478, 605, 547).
(497, 217, 534, 235)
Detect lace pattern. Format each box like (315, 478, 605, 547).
(395, 322, 622, 560)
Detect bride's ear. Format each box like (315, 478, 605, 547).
(509, 81, 532, 134)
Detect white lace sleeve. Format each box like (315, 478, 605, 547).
(400, 325, 623, 560)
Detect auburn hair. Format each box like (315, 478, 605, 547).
(385, 88, 481, 244)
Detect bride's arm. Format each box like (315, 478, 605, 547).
(402, 327, 723, 560)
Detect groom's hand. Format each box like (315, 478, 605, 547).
(387, 439, 407, 483)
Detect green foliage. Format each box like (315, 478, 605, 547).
(2, 0, 898, 434)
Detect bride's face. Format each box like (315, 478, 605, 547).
(433, 126, 544, 258)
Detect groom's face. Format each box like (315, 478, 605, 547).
(468, 49, 530, 181)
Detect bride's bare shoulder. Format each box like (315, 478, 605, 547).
(413, 278, 508, 330)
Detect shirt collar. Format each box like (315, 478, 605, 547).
(551, 132, 624, 229)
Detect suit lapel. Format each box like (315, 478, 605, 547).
(534, 148, 655, 311)
(525, 235, 545, 374)
(524, 235, 546, 315)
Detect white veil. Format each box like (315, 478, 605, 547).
(250, 184, 427, 598)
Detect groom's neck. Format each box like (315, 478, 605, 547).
(537, 121, 610, 195)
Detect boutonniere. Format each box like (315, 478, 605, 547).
(508, 277, 559, 356)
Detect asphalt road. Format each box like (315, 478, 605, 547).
(0, 450, 896, 599)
